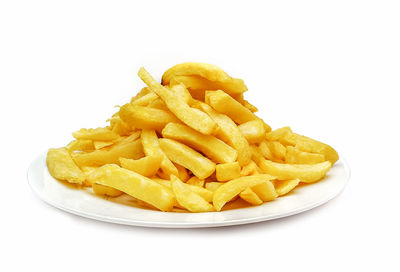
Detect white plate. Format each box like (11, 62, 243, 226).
(28, 153, 350, 228)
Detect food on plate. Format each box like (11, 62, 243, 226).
(46, 62, 339, 213)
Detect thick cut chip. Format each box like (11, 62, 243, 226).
(131, 92, 158, 106)
(197, 102, 251, 166)
(240, 161, 261, 176)
(251, 180, 278, 202)
(171, 175, 214, 212)
(258, 159, 332, 183)
(138, 67, 217, 135)
(119, 154, 163, 177)
(243, 100, 258, 112)
(72, 139, 143, 167)
(285, 146, 326, 164)
(162, 123, 237, 164)
(205, 182, 224, 192)
(213, 174, 275, 211)
(88, 164, 175, 211)
(215, 162, 241, 182)
(141, 129, 178, 177)
(274, 179, 300, 196)
(109, 115, 132, 136)
(92, 183, 123, 197)
(258, 141, 274, 160)
(205, 90, 262, 125)
(174, 163, 190, 182)
(47, 148, 86, 184)
(238, 120, 266, 144)
(67, 139, 94, 152)
(267, 141, 287, 162)
(292, 134, 339, 164)
(162, 63, 247, 96)
(119, 104, 179, 131)
(265, 127, 295, 145)
(239, 187, 263, 205)
(93, 141, 114, 150)
(159, 138, 216, 179)
(169, 82, 193, 104)
(186, 176, 205, 187)
(72, 127, 119, 141)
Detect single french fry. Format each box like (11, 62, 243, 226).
(72, 127, 119, 141)
(175, 163, 190, 182)
(251, 180, 277, 202)
(147, 97, 169, 111)
(265, 127, 295, 144)
(267, 141, 287, 162)
(205, 90, 263, 125)
(141, 129, 178, 177)
(119, 104, 180, 131)
(131, 92, 158, 106)
(162, 123, 237, 164)
(47, 148, 86, 184)
(274, 179, 300, 196)
(109, 115, 132, 136)
(285, 146, 326, 164)
(171, 175, 214, 212)
(213, 174, 275, 211)
(243, 100, 258, 112)
(186, 176, 205, 187)
(88, 164, 175, 211)
(239, 187, 263, 205)
(162, 63, 247, 96)
(292, 134, 339, 164)
(240, 161, 261, 176)
(138, 67, 217, 135)
(72, 139, 144, 167)
(169, 82, 192, 104)
(215, 162, 241, 182)
(205, 182, 224, 192)
(119, 154, 163, 177)
(238, 119, 266, 144)
(66, 139, 94, 152)
(258, 158, 332, 183)
(197, 102, 251, 166)
(258, 141, 274, 160)
(159, 138, 216, 179)
(130, 87, 151, 102)
(93, 141, 114, 150)
(92, 183, 123, 197)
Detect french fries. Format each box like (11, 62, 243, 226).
(88, 164, 175, 211)
(47, 148, 86, 184)
(46, 62, 339, 213)
(138, 67, 217, 135)
(159, 138, 216, 179)
(162, 123, 237, 163)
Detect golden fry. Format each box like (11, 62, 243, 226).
(72, 127, 119, 141)
(119, 104, 179, 131)
(88, 164, 175, 211)
(197, 102, 251, 166)
(119, 154, 163, 177)
(141, 129, 178, 177)
(162, 123, 237, 164)
(238, 119, 266, 144)
(72, 139, 143, 167)
(274, 179, 300, 196)
(92, 183, 123, 197)
(159, 138, 216, 179)
(47, 148, 86, 184)
(213, 174, 275, 211)
(239, 187, 263, 205)
(138, 67, 217, 135)
(215, 162, 241, 182)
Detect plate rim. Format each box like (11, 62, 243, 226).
(28, 153, 350, 228)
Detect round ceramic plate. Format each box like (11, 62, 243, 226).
(28, 153, 350, 228)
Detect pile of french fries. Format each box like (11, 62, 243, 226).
(46, 63, 339, 212)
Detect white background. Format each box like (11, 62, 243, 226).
(1, 0, 399, 271)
